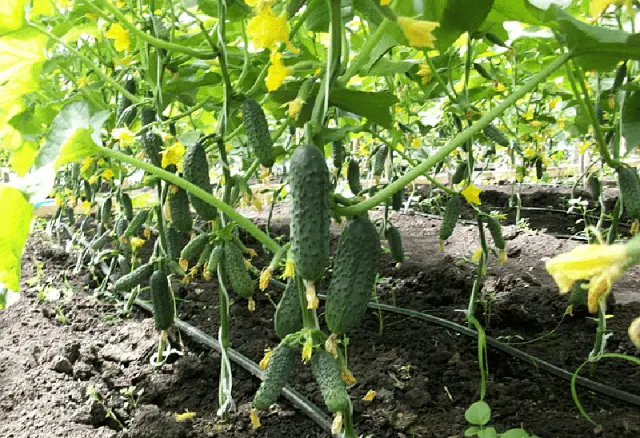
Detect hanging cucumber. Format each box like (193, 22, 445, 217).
(324, 214, 380, 335)
(168, 185, 193, 233)
(150, 269, 175, 331)
(587, 175, 602, 200)
(116, 77, 137, 127)
(124, 209, 149, 238)
(180, 233, 210, 265)
(206, 245, 223, 276)
(486, 217, 506, 250)
(391, 184, 404, 211)
(114, 263, 154, 292)
(347, 158, 362, 195)
(274, 280, 304, 339)
(223, 241, 255, 298)
(183, 138, 218, 221)
(311, 349, 350, 414)
(618, 166, 640, 220)
(289, 144, 331, 282)
(451, 162, 468, 185)
(101, 197, 113, 227)
(332, 140, 344, 174)
(165, 226, 182, 260)
(440, 194, 462, 244)
(385, 224, 404, 264)
(121, 193, 134, 221)
(373, 144, 388, 178)
(243, 98, 275, 168)
(483, 124, 509, 147)
(252, 343, 297, 410)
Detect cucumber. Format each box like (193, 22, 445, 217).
(325, 214, 380, 335)
(332, 140, 344, 173)
(183, 139, 217, 221)
(483, 124, 509, 147)
(207, 245, 223, 276)
(391, 185, 404, 211)
(440, 195, 462, 243)
(274, 279, 304, 339)
(373, 144, 388, 177)
(311, 349, 350, 413)
(485, 32, 508, 47)
(289, 144, 331, 282)
(617, 166, 640, 219)
(150, 269, 174, 331)
(166, 226, 182, 260)
(124, 209, 149, 237)
(223, 241, 255, 298)
(452, 162, 468, 185)
(116, 78, 137, 127)
(101, 197, 112, 227)
(121, 193, 134, 221)
(140, 130, 163, 167)
(535, 156, 544, 179)
(243, 98, 274, 168)
(114, 263, 154, 292)
(140, 107, 156, 127)
(347, 158, 362, 195)
(486, 217, 505, 250)
(90, 231, 111, 251)
(197, 243, 213, 268)
(587, 175, 601, 200)
(612, 62, 627, 92)
(180, 233, 210, 263)
(568, 280, 588, 307)
(65, 205, 75, 226)
(252, 343, 297, 410)
(473, 62, 493, 81)
(168, 260, 187, 277)
(385, 224, 404, 263)
(115, 216, 129, 239)
(117, 254, 130, 275)
(168, 186, 193, 233)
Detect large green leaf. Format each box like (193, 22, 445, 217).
(0, 28, 48, 101)
(329, 89, 398, 128)
(34, 101, 108, 170)
(0, 184, 33, 293)
(621, 91, 640, 155)
(434, 0, 495, 50)
(0, 0, 27, 36)
(464, 401, 491, 426)
(481, 0, 549, 35)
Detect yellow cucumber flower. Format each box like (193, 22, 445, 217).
(101, 169, 114, 180)
(258, 347, 272, 370)
(250, 408, 261, 429)
(265, 52, 291, 92)
(302, 338, 313, 363)
(461, 183, 482, 205)
(629, 317, 640, 349)
(397, 17, 439, 48)
(287, 97, 305, 120)
(105, 23, 130, 52)
(380, 0, 392, 5)
(247, 6, 299, 53)
(130, 237, 145, 251)
(282, 257, 295, 279)
(259, 267, 273, 290)
(112, 128, 136, 146)
(362, 390, 376, 401)
(160, 142, 186, 172)
(417, 63, 433, 85)
(331, 412, 344, 435)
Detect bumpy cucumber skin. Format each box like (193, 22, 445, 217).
(90, 231, 111, 250)
(223, 242, 254, 298)
(180, 233, 210, 262)
(252, 343, 297, 410)
(274, 280, 304, 339)
(486, 217, 505, 250)
(289, 145, 331, 282)
(325, 215, 380, 335)
(347, 158, 362, 195)
(332, 140, 344, 173)
(440, 195, 462, 242)
(535, 157, 543, 180)
(140, 131, 163, 167)
(617, 167, 640, 219)
(115, 263, 154, 292)
(124, 209, 149, 237)
(311, 349, 350, 413)
(121, 193, 134, 221)
(101, 197, 112, 226)
(483, 124, 509, 147)
(140, 107, 156, 127)
(197, 243, 213, 267)
(183, 140, 217, 220)
(115, 216, 129, 238)
(207, 245, 223, 275)
(116, 78, 137, 126)
(243, 98, 274, 167)
(385, 224, 404, 263)
(150, 270, 174, 331)
(166, 226, 182, 260)
(392, 186, 404, 211)
(373, 144, 388, 177)
(451, 162, 468, 185)
(168, 186, 193, 233)
(587, 175, 602, 200)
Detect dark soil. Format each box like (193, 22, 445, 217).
(2, 190, 640, 438)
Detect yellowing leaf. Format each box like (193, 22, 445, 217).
(30, 0, 57, 18)
(0, 0, 27, 36)
(0, 28, 48, 101)
(8, 141, 38, 176)
(0, 184, 33, 292)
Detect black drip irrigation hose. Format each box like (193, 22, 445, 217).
(134, 299, 334, 434)
(262, 277, 640, 408)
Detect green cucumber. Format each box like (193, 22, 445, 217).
(483, 124, 509, 147)
(274, 280, 304, 339)
(165, 226, 182, 260)
(311, 349, 350, 413)
(197, 243, 213, 268)
(124, 209, 149, 237)
(486, 217, 505, 250)
(121, 193, 134, 221)
(90, 231, 111, 251)
(140, 130, 163, 167)
(207, 245, 223, 276)
(587, 175, 602, 200)
(332, 140, 344, 174)
(168, 186, 193, 233)
(116, 78, 137, 127)
(373, 144, 388, 177)
(114, 263, 154, 292)
(140, 107, 156, 127)
(180, 233, 210, 263)
(115, 216, 129, 238)
(347, 158, 362, 195)
(243, 98, 274, 168)
(223, 241, 254, 298)
(440, 195, 462, 242)
(617, 166, 640, 219)
(289, 144, 331, 282)
(385, 224, 404, 263)
(535, 156, 544, 180)
(101, 197, 112, 227)
(473, 62, 493, 81)
(183, 139, 217, 221)
(252, 343, 297, 410)
(392, 185, 404, 211)
(452, 162, 468, 185)
(150, 269, 174, 331)
(325, 214, 380, 335)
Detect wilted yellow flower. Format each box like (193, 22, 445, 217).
(340, 367, 357, 385)
(417, 63, 432, 85)
(471, 248, 483, 263)
(130, 237, 145, 250)
(331, 411, 344, 435)
(259, 267, 273, 290)
(282, 258, 295, 279)
(287, 97, 304, 119)
(586, 265, 624, 313)
(77, 77, 90, 88)
(174, 410, 196, 422)
(629, 317, 640, 349)
(325, 335, 338, 358)
(498, 249, 508, 265)
(266, 52, 291, 92)
(302, 338, 313, 363)
(304, 280, 318, 309)
(105, 23, 130, 52)
(250, 408, 261, 429)
(243, 258, 253, 270)
(179, 258, 189, 271)
(160, 142, 186, 172)
(247, 6, 299, 52)
(461, 184, 482, 205)
(112, 128, 136, 146)
(248, 297, 256, 312)
(362, 390, 376, 401)
(397, 17, 439, 48)
(101, 169, 114, 180)
(88, 175, 99, 184)
(259, 347, 272, 370)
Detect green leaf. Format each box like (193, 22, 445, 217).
(465, 426, 482, 436)
(329, 89, 398, 128)
(9, 141, 38, 176)
(0, 0, 27, 36)
(0, 28, 48, 101)
(367, 59, 415, 76)
(621, 91, 640, 155)
(500, 429, 530, 438)
(34, 101, 108, 170)
(465, 401, 491, 426)
(478, 427, 498, 438)
(434, 0, 495, 50)
(0, 184, 33, 292)
(481, 0, 548, 35)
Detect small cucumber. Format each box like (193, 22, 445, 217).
(440, 195, 462, 243)
(391, 185, 404, 211)
(483, 124, 509, 147)
(451, 162, 468, 185)
(617, 166, 640, 219)
(183, 139, 217, 220)
(165, 226, 182, 260)
(373, 144, 388, 177)
(124, 209, 149, 237)
(101, 197, 113, 226)
(311, 349, 350, 413)
(180, 233, 210, 263)
(114, 263, 154, 292)
(385, 224, 404, 263)
(207, 245, 223, 276)
(252, 343, 297, 410)
(274, 280, 304, 339)
(168, 186, 193, 233)
(332, 140, 344, 174)
(243, 98, 275, 167)
(347, 158, 362, 195)
(486, 217, 505, 250)
(223, 241, 254, 298)
(121, 193, 134, 221)
(150, 269, 174, 331)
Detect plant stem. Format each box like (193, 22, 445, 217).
(335, 52, 573, 216)
(99, 147, 282, 254)
(89, 0, 217, 59)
